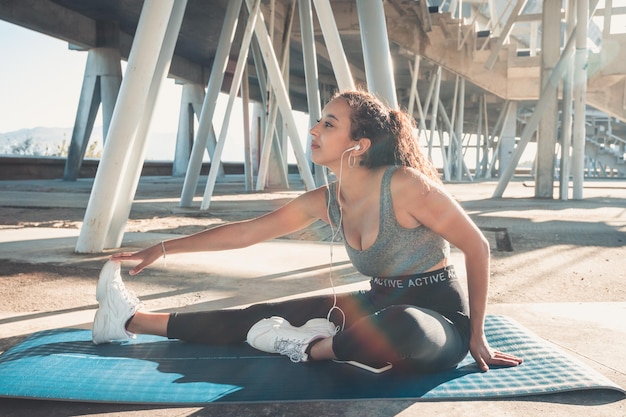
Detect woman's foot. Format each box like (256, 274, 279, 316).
(246, 317, 337, 362)
(92, 260, 142, 344)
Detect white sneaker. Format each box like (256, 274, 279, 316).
(92, 260, 141, 345)
(299, 318, 340, 338)
(246, 316, 338, 362)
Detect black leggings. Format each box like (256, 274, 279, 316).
(167, 266, 470, 372)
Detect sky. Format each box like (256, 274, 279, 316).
(0, 20, 311, 161)
(0, 20, 182, 134)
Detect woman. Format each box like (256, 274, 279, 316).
(94, 89, 522, 373)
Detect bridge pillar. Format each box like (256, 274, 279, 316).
(64, 21, 122, 181)
(300, 0, 327, 187)
(535, 0, 562, 198)
(356, 0, 398, 107)
(180, 0, 242, 207)
(76, 0, 186, 252)
(572, 0, 590, 199)
(312, 0, 355, 90)
(499, 101, 518, 178)
(173, 82, 206, 177)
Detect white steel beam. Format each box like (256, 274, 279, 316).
(76, 0, 183, 252)
(241, 67, 254, 191)
(356, 0, 398, 108)
(455, 77, 465, 181)
(299, 0, 327, 186)
(245, 0, 315, 191)
(572, 0, 590, 199)
(179, 0, 242, 207)
(428, 66, 443, 164)
(498, 101, 518, 178)
(312, 0, 355, 90)
(535, 0, 561, 198)
(256, 0, 296, 191)
(201, 0, 262, 210)
(107, 0, 188, 248)
(173, 82, 205, 177)
(559, 0, 576, 200)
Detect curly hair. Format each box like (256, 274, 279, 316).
(333, 89, 440, 182)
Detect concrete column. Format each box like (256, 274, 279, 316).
(312, 0, 355, 90)
(106, 0, 188, 248)
(200, 0, 262, 210)
(76, 0, 181, 253)
(64, 47, 122, 181)
(264, 0, 296, 190)
(299, 0, 327, 186)
(245, 0, 315, 191)
(559, 0, 576, 200)
(499, 101, 518, 178)
(428, 66, 442, 162)
(250, 22, 289, 191)
(455, 77, 465, 181)
(180, 0, 243, 207)
(535, 0, 561, 198)
(173, 82, 205, 177)
(241, 67, 253, 191)
(408, 56, 425, 126)
(572, 0, 590, 199)
(251, 101, 264, 174)
(356, 0, 398, 107)
(257, 96, 289, 191)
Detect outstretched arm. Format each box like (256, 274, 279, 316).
(112, 186, 329, 275)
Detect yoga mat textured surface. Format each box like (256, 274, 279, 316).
(0, 315, 623, 404)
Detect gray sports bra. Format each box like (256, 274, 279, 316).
(327, 166, 449, 277)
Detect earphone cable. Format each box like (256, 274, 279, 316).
(325, 148, 354, 331)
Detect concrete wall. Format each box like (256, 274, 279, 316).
(0, 157, 303, 180)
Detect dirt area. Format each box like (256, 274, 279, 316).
(1, 185, 625, 317)
(0, 203, 330, 314)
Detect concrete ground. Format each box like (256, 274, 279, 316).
(0, 174, 624, 417)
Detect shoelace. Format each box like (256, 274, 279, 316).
(112, 280, 141, 308)
(274, 338, 307, 363)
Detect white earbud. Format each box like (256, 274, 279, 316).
(347, 143, 361, 151)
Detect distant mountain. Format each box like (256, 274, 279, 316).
(0, 127, 103, 157)
(0, 127, 179, 160)
(0, 123, 307, 162)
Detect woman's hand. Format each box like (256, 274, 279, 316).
(470, 332, 523, 372)
(110, 244, 164, 276)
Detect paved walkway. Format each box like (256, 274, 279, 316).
(0, 175, 624, 416)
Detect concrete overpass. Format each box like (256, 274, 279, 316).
(1, 0, 625, 252)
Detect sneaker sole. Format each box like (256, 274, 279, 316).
(96, 260, 120, 303)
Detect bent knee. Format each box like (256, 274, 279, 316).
(375, 305, 463, 362)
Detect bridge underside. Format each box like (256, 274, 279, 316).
(1, 0, 625, 252)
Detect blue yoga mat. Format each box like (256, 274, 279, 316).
(0, 315, 623, 404)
